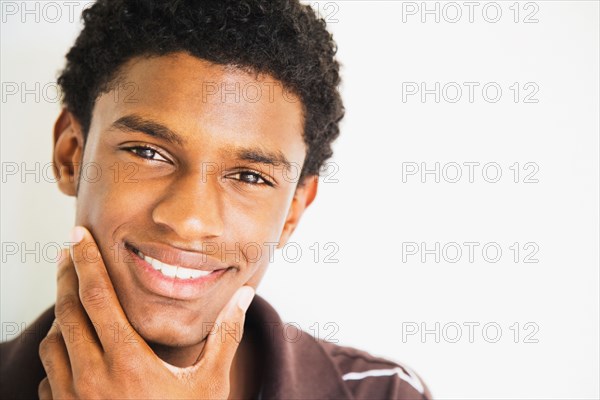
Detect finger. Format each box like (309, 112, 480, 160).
(54, 248, 103, 367)
(39, 321, 73, 382)
(38, 377, 53, 400)
(69, 226, 145, 354)
(39, 321, 73, 399)
(199, 286, 255, 375)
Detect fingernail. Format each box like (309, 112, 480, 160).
(236, 286, 255, 313)
(70, 226, 85, 244)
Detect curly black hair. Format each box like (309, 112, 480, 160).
(57, 0, 344, 184)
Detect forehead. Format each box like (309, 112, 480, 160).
(92, 52, 306, 160)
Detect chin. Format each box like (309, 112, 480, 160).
(133, 317, 206, 347)
(122, 303, 209, 348)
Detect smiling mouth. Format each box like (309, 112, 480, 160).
(127, 244, 226, 280)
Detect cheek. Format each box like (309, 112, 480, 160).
(75, 166, 154, 270)
(223, 195, 288, 245)
(223, 199, 290, 280)
(77, 174, 146, 227)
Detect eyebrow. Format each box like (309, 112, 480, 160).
(224, 146, 293, 171)
(111, 115, 186, 146)
(111, 114, 293, 171)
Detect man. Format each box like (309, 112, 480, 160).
(1, 0, 432, 398)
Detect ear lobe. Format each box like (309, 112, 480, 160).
(277, 175, 319, 248)
(53, 108, 85, 196)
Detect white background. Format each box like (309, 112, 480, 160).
(1, 1, 599, 398)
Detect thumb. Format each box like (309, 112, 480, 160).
(202, 286, 255, 372)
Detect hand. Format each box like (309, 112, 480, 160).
(38, 226, 255, 400)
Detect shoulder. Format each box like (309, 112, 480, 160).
(248, 295, 433, 399)
(0, 306, 54, 399)
(315, 338, 433, 400)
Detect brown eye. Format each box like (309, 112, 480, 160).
(228, 171, 273, 186)
(240, 172, 263, 184)
(126, 146, 168, 162)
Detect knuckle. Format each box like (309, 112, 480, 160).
(38, 338, 51, 362)
(220, 320, 244, 343)
(79, 285, 110, 309)
(39, 346, 58, 380)
(55, 294, 78, 320)
(38, 377, 50, 400)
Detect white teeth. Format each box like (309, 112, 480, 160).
(175, 267, 208, 280)
(144, 255, 158, 269)
(175, 267, 194, 280)
(137, 250, 212, 279)
(188, 269, 208, 279)
(161, 263, 178, 278)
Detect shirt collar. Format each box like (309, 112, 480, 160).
(246, 295, 354, 399)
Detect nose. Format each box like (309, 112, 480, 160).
(151, 171, 224, 241)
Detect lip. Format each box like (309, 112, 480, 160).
(125, 241, 230, 271)
(122, 241, 232, 300)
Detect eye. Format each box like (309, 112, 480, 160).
(228, 171, 274, 187)
(124, 145, 169, 163)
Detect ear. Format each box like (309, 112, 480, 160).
(277, 175, 319, 248)
(53, 108, 85, 196)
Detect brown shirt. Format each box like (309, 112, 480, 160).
(1, 295, 432, 399)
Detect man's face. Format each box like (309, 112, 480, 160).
(54, 52, 312, 347)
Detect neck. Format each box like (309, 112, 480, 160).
(151, 341, 205, 367)
(149, 330, 262, 399)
